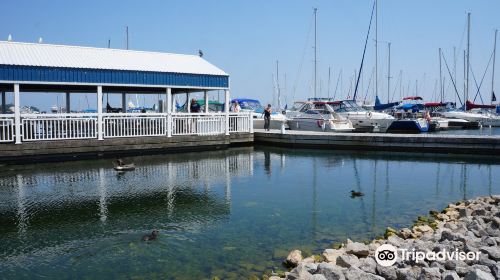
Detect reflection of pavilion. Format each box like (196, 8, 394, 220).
(0, 148, 253, 235)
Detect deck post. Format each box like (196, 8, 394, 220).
(204, 90, 209, 113)
(14, 84, 21, 144)
(166, 87, 172, 137)
(186, 92, 190, 113)
(249, 111, 254, 133)
(1, 91, 6, 113)
(121, 93, 126, 113)
(97, 86, 103, 140)
(65, 92, 70, 113)
(224, 90, 230, 135)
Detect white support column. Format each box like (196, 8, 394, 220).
(224, 89, 230, 135)
(65, 92, 70, 113)
(186, 92, 190, 113)
(14, 84, 21, 144)
(1, 91, 6, 113)
(121, 93, 126, 113)
(204, 90, 209, 113)
(166, 88, 172, 137)
(97, 86, 103, 140)
(249, 110, 254, 133)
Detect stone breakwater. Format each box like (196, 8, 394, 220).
(272, 195, 500, 280)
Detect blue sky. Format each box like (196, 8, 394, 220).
(1, 0, 499, 110)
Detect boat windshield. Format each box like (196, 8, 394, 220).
(290, 102, 305, 111)
(239, 101, 264, 111)
(331, 100, 364, 113)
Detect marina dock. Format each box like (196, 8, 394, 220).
(254, 129, 500, 156)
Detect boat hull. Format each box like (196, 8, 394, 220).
(387, 119, 429, 134)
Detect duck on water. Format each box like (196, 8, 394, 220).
(114, 159, 136, 171)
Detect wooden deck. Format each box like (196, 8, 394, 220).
(254, 129, 500, 156)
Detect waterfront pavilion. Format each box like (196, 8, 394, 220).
(0, 41, 252, 146)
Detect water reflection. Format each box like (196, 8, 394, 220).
(0, 146, 498, 279)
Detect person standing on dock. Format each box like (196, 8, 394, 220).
(190, 99, 201, 113)
(264, 104, 272, 131)
(232, 101, 241, 113)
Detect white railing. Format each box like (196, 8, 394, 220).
(0, 115, 14, 142)
(229, 113, 251, 133)
(0, 112, 252, 143)
(21, 114, 98, 141)
(103, 113, 167, 138)
(172, 113, 226, 136)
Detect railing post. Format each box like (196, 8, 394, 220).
(204, 90, 209, 113)
(249, 111, 254, 133)
(1, 91, 6, 114)
(14, 84, 21, 144)
(97, 86, 103, 140)
(224, 90, 230, 135)
(166, 88, 172, 137)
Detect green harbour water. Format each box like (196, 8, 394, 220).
(0, 146, 499, 279)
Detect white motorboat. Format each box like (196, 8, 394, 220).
(287, 102, 354, 132)
(441, 109, 490, 124)
(329, 100, 395, 132)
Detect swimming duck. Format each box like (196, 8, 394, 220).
(141, 229, 159, 241)
(350, 190, 364, 197)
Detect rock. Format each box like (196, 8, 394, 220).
(436, 213, 451, 222)
(482, 236, 497, 246)
(316, 262, 346, 280)
(413, 225, 434, 235)
(396, 267, 422, 280)
(345, 242, 370, 258)
(269, 277, 283, 280)
(387, 235, 404, 247)
(343, 267, 383, 280)
(376, 265, 397, 280)
(479, 246, 500, 261)
(336, 254, 359, 268)
(400, 228, 414, 239)
(440, 230, 466, 242)
(458, 207, 472, 218)
(286, 250, 303, 267)
(358, 257, 377, 274)
(286, 263, 313, 280)
(310, 275, 327, 280)
(463, 269, 495, 280)
(441, 270, 460, 280)
(417, 267, 441, 280)
(302, 257, 316, 264)
(446, 210, 460, 220)
(323, 249, 345, 264)
(385, 227, 399, 238)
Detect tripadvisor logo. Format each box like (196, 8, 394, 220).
(375, 244, 481, 267)
(375, 244, 398, 267)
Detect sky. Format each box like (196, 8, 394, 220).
(1, 0, 499, 111)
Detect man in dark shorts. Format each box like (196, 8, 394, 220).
(264, 104, 272, 131)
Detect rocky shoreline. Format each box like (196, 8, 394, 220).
(270, 195, 500, 280)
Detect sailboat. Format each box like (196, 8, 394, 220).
(287, 8, 354, 132)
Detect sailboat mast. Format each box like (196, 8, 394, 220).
(375, 0, 378, 99)
(327, 67, 331, 98)
(465, 12, 470, 110)
(439, 48, 443, 102)
(126, 26, 129, 50)
(314, 8, 318, 99)
(387, 42, 391, 103)
(276, 60, 281, 110)
(492, 29, 497, 103)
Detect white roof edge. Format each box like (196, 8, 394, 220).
(0, 40, 229, 76)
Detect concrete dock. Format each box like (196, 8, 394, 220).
(0, 133, 253, 163)
(254, 129, 500, 156)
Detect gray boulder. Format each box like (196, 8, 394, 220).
(286, 250, 303, 267)
(310, 275, 328, 280)
(343, 267, 383, 280)
(358, 257, 377, 274)
(396, 267, 422, 280)
(441, 270, 460, 280)
(345, 242, 370, 258)
(375, 265, 397, 280)
(480, 246, 500, 261)
(418, 267, 440, 280)
(463, 269, 495, 280)
(316, 262, 345, 280)
(336, 254, 359, 268)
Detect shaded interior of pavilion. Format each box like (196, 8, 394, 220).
(0, 84, 230, 114)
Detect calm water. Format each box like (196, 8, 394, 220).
(0, 147, 499, 279)
(432, 126, 500, 136)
